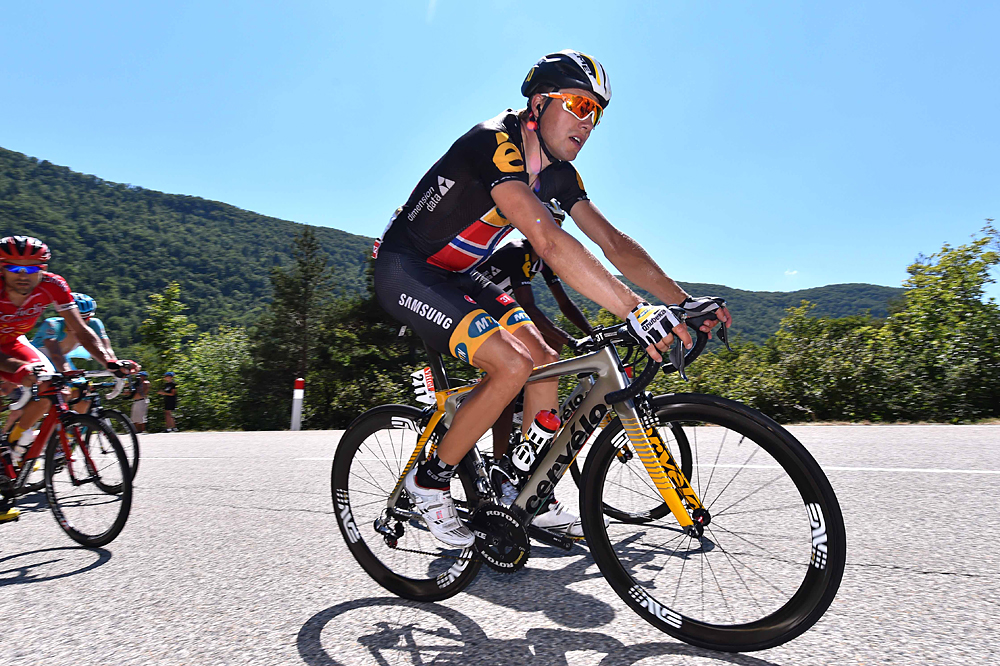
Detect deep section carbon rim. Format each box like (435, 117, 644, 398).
(332, 405, 482, 601)
(582, 396, 845, 651)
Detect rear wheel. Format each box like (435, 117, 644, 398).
(45, 414, 133, 547)
(332, 405, 482, 601)
(581, 394, 845, 652)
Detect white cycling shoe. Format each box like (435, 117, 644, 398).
(533, 501, 586, 538)
(404, 467, 475, 548)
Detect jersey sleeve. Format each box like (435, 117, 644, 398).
(551, 163, 590, 213)
(31, 319, 59, 345)
(40, 273, 77, 312)
(89, 317, 108, 339)
(464, 123, 529, 190)
(540, 261, 561, 286)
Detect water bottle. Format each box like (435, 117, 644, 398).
(511, 410, 561, 474)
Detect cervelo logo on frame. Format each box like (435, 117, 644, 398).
(398, 293, 454, 330)
(526, 402, 608, 513)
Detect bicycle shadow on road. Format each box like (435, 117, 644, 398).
(464, 541, 617, 628)
(0, 546, 112, 586)
(298, 597, 786, 666)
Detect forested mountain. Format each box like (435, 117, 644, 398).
(0, 146, 903, 345)
(0, 147, 371, 344)
(532, 280, 905, 344)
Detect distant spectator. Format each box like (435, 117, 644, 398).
(158, 371, 178, 432)
(130, 371, 151, 433)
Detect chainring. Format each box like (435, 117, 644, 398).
(469, 503, 530, 573)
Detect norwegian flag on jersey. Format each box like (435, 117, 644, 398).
(427, 212, 513, 273)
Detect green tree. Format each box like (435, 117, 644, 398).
(174, 326, 252, 430)
(239, 228, 335, 429)
(138, 281, 197, 430)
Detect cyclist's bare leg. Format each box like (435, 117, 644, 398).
(435, 331, 533, 465)
(511, 324, 559, 428)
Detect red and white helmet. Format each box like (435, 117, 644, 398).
(0, 236, 51, 265)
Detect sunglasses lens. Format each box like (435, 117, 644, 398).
(5, 265, 41, 274)
(563, 95, 601, 125)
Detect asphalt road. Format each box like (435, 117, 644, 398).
(2, 426, 998, 665)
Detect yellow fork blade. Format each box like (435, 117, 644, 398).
(619, 415, 704, 528)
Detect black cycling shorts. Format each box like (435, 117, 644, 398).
(374, 247, 532, 365)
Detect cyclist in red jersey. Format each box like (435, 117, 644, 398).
(0, 236, 139, 456)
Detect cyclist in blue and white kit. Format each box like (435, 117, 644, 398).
(32, 292, 117, 372)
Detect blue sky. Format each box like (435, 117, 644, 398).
(2, 1, 997, 298)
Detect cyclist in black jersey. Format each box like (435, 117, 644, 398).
(373, 49, 732, 547)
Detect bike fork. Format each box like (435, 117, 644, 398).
(618, 403, 709, 537)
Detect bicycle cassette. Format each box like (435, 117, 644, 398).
(469, 503, 530, 573)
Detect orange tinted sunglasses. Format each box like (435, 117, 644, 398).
(540, 92, 604, 126)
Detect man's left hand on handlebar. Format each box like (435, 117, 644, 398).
(680, 296, 733, 336)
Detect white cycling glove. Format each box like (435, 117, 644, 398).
(626, 302, 684, 348)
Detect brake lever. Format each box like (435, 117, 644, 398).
(687, 312, 733, 352)
(669, 335, 688, 381)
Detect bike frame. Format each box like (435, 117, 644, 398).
(387, 340, 706, 532)
(2, 383, 99, 492)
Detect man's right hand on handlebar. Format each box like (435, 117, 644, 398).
(626, 302, 691, 363)
(13, 362, 48, 387)
(106, 360, 140, 378)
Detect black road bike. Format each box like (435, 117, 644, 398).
(332, 314, 846, 652)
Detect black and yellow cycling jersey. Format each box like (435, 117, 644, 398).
(378, 110, 589, 274)
(373, 109, 588, 365)
(479, 238, 560, 295)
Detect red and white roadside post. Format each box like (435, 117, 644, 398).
(290, 377, 305, 431)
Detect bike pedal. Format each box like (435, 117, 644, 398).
(527, 524, 576, 551)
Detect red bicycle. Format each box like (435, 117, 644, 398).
(0, 370, 133, 547)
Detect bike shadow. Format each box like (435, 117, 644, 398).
(464, 540, 616, 628)
(298, 596, 786, 666)
(0, 546, 112, 586)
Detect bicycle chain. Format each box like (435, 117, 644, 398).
(385, 543, 477, 562)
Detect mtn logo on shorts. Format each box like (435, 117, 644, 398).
(438, 176, 455, 196)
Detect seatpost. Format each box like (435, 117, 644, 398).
(422, 343, 451, 391)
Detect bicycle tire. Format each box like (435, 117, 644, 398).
(332, 404, 482, 602)
(581, 393, 846, 652)
(45, 413, 133, 547)
(97, 408, 140, 481)
(569, 421, 691, 524)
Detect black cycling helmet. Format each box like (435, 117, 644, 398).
(521, 49, 611, 109)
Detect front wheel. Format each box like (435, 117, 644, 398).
(45, 414, 133, 547)
(581, 394, 846, 652)
(331, 405, 482, 601)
